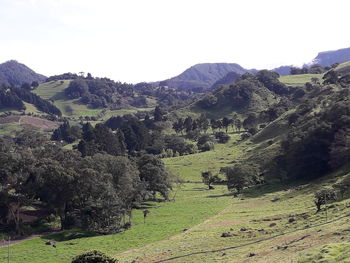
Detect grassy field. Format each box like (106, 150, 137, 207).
(0, 183, 232, 263)
(1, 134, 350, 263)
(279, 74, 323, 86)
(164, 133, 246, 182)
(33, 80, 104, 117)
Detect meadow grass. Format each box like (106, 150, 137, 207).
(0, 183, 232, 263)
(1, 134, 350, 263)
(164, 133, 246, 182)
(279, 74, 322, 86)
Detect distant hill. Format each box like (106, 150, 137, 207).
(272, 65, 292, 76)
(0, 60, 46, 86)
(312, 47, 350, 67)
(209, 71, 241, 90)
(157, 63, 253, 91)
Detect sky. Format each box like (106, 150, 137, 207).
(1, 0, 350, 83)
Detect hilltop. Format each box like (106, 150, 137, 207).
(0, 60, 46, 86)
(156, 63, 253, 91)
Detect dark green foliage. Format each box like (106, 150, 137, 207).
(323, 70, 340, 84)
(0, 60, 45, 86)
(164, 134, 196, 156)
(138, 154, 172, 200)
(64, 77, 135, 109)
(65, 79, 89, 99)
(201, 171, 220, 189)
(256, 70, 289, 95)
(78, 123, 126, 157)
(153, 106, 164, 122)
(0, 86, 25, 110)
(10, 86, 61, 115)
(71, 250, 117, 263)
(0, 131, 171, 234)
(46, 73, 79, 82)
(314, 189, 336, 212)
(52, 122, 81, 143)
(224, 164, 260, 194)
(243, 113, 258, 130)
(215, 132, 230, 143)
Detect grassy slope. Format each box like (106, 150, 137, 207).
(1, 133, 350, 263)
(0, 184, 232, 263)
(279, 74, 322, 86)
(335, 61, 350, 75)
(33, 80, 154, 119)
(164, 133, 245, 182)
(33, 80, 103, 117)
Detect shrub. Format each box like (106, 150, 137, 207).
(215, 132, 230, 144)
(71, 250, 117, 263)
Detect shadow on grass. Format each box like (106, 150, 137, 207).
(182, 187, 208, 192)
(42, 229, 98, 242)
(242, 180, 307, 198)
(206, 192, 235, 198)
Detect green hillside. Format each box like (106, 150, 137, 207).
(1, 132, 349, 263)
(33, 80, 154, 118)
(34, 80, 103, 117)
(279, 73, 322, 86)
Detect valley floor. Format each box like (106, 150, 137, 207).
(1, 136, 349, 263)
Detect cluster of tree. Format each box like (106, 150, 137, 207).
(322, 69, 350, 86)
(65, 77, 135, 109)
(0, 130, 171, 235)
(290, 64, 332, 75)
(197, 71, 289, 114)
(46, 73, 80, 82)
(223, 164, 262, 194)
(269, 91, 350, 181)
(173, 114, 243, 136)
(134, 83, 200, 110)
(0, 86, 25, 110)
(0, 85, 61, 115)
(51, 121, 82, 143)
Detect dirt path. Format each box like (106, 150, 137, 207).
(0, 230, 61, 248)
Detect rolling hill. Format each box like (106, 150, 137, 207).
(156, 63, 254, 91)
(0, 60, 46, 86)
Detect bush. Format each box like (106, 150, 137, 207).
(215, 132, 230, 144)
(71, 250, 117, 263)
(199, 141, 214, 152)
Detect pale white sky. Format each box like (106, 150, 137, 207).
(1, 0, 350, 83)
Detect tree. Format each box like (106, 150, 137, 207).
(153, 106, 164, 122)
(224, 164, 259, 194)
(173, 118, 184, 135)
(222, 117, 231, 133)
(243, 113, 257, 130)
(323, 70, 339, 85)
(235, 119, 242, 132)
(198, 114, 210, 133)
(314, 189, 336, 213)
(31, 81, 39, 88)
(138, 155, 172, 200)
(184, 117, 193, 134)
(201, 171, 220, 189)
(71, 250, 117, 263)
